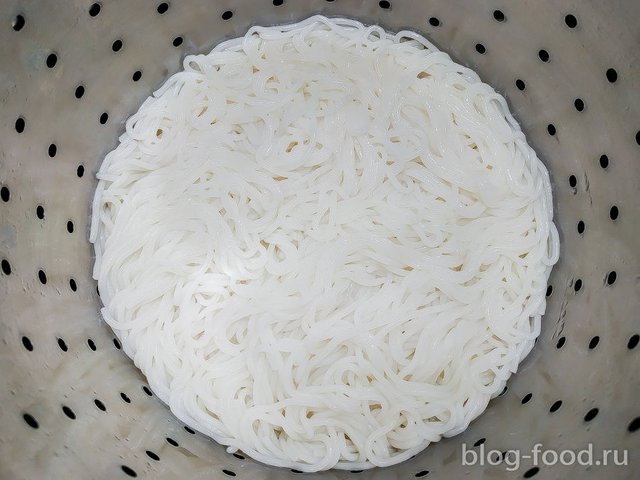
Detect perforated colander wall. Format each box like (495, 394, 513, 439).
(1, 1, 639, 479)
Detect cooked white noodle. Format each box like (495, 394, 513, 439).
(90, 15, 559, 472)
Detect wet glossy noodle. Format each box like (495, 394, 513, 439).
(91, 16, 559, 472)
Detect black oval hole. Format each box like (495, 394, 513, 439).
(493, 10, 505, 22)
(232, 453, 245, 460)
(46, 53, 58, 68)
(521, 393, 533, 404)
(75, 85, 85, 99)
(606, 68, 618, 83)
(62, 405, 76, 419)
(173, 36, 183, 47)
(48, 144, 57, 158)
(556, 336, 566, 349)
(2, 259, 11, 275)
(69, 278, 78, 291)
(599, 154, 609, 169)
(221, 10, 233, 20)
(415, 472, 429, 478)
(584, 408, 599, 422)
(77, 165, 85, 178)
(166, 437, 179, 447)
(120, 392, 131, 403)
(13, 14, 26, 31)
(523, 466, 540, 478)
(99, 112, 109, 124)
(113, 338, 121, 349)
(568, 175, 577, 188)
(184, 425, 195, 434)
(22, 335, 33, 351)
(36, 205, 45, 219)
(94, 399, 106, 411)
(112, 39, 123, 52)
(222, 470, 237, 477)
(132, 70, 142, 82)
(574, 98, 585, 111)
(157, 2, 169, 14)
(609, 205, 619, 220)
(546, 285, 553, 296)
(628, 417, 640, 433)
(379, 0, 391, 9)
(538, 49, 549, 62)
(549, 400, 563, 413)
(23, 413, 39, 429)
(428, 17, 440, 27)
(588, 336, 600, 349)
(121, 465, 137, 478)
(473, 437, 486, 447)
(636, 130, 640, 146)
(515, 79, 525, 91)
(475, 43, 486, 54)
(574, 278, 582, 292)
(0, 187, 9, 202)
(606, 271, 617, 285)
(628, 334, 639, 350)
(89, 3, 101, 16)
(142, 385, 152, 396)
(577, 220, 585, 234)
(87, 338, 96, 350)
(57, 338, 68, 352)
(273, 0, 284, 5)
(15, 117, 25, 133)
(547, 124, 556, 135)
(66, 221, 74, 233)
(146, 450, 160, 461)
(564, 14, 578, 28)
(38, 270, 47, 284)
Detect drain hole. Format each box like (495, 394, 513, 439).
(556, 337, 566, 349)
(538, 49, 549, 62)
(89, 3, 101, 17)
(493, 10, 505, 22)
(2, 259, 11, 275)
(23, 413, 39, 429)
(22, 336, 33, 351)
(574, 278, 582, 292)
(564, 14, 578, 28)
(549, 400, 562, 413)
(515, 79, 525, 91)
(157, 2, 169, 14)
(521, 393, 533, 404)
(12, 14, 26, 31)
(599, 154, 609, 169)
(62, 405, 76, 419)
(609, 205, 619, 220)
(46, 53, 58, 68)
(588, 336, 600, 350)
(221, 10, 233, 20)
(584, 408, 599, 422)
(15, 117, 25, 133)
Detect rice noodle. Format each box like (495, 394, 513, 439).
(90, 15, 559, 472)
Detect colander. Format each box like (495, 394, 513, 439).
(1, 1, 639, 479)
